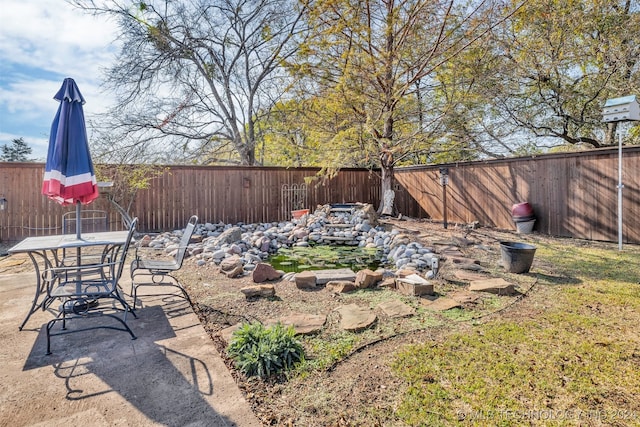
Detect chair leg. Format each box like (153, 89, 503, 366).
(46, 318, 57, 355)
(114, 288, 137, 319)
(130, 272, 192, 306)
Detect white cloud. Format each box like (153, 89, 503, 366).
(0, 0, 120, 160)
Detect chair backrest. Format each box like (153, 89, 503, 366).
(175, 215, 198, 268)
(63, 210, 109, 234)
(115, 217, 138, 281)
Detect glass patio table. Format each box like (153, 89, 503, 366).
(8, 230, 131, 330)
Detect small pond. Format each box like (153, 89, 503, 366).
(268, 244, 382, 273)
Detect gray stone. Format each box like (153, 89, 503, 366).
(210, 227, 242, 246)
(313, 268, 356, 285)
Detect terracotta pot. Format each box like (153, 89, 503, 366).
(291, 209, 309, 219)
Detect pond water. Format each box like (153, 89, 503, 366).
(268, 244, 382, 273)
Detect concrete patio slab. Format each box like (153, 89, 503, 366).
(0, 268, 261, 426)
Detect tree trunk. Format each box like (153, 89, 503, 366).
(378, 146, 394, 214)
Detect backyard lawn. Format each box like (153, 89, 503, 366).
(180, 219, 640, 426)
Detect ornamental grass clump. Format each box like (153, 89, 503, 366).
(228, 322, 305, 378)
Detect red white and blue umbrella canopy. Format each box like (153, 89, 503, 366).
(42, 78, 98, 207)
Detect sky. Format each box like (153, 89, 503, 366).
(0, 0, 120, 161)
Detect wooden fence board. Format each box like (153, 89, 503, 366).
(3, 147, 640, 244)
(394, 146, 640, 243)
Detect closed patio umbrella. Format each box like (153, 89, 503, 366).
(42, 78, 99, 239)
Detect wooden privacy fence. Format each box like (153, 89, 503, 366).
(2, 146, 640, 244)
(0, 164, 381, 242)
(394, 146, 640, 244)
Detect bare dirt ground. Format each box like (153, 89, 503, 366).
(175, 218, 580, 426)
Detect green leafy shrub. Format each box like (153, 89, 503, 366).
(227, 322, 304, 378)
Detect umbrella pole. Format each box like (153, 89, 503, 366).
(76, 201, 82, 240)
(76, 201, 82, 268)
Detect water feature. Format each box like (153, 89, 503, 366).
(268, 244, 382, 273)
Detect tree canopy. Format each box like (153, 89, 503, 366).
(74, 0, 640, 178)
(73, 0, 308, 165)
(0, 138, 33, 162)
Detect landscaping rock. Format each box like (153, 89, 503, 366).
(396, 273, 434, 296)
(378, 277, 396, 289)
(421, 297, 462, 311)
(146, 203, 445, 276)
(326, 280, 358, 293)
(139, 234, 152, 247)
(355, 268, 383, 289)
(220, 255, 242, 272)
(335, 304, 377, 332)
(225, 264, 245, 278)
(453, 270, 490, 282)
(295, 271, 317, 289)
(252, 263, 283, 283)
(218, 323, 243, 345)
(469, 278, 516, 295)
(448, 291, 481, 304)
(267, 313, 327, 335)
(211, 226, 243, 246)
(313, 268, 356, 285)
(240, 284, 276, 298)
(377, 300, 415, 318)
(449, 256, 480, 265)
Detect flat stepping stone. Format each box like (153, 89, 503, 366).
(448, 291, 481, 304)
(335, 304, 377, 331)
(377, 300, 415, 318)
(218, 323, 243, 344)
(266, 313, 327, 335)
(469, 278, 516, 295)
(449, 256, 480, 265)
(421, 297, 462, 311)
(313, 268, 356, 285)
(441, 249, 465, 258)
(453, 270, 491, 282)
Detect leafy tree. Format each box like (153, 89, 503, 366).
(72, 0, 308, 165)
(0, 137, 33, 162)
(290, 0, 523, 212)
(441, 0, 640, 151)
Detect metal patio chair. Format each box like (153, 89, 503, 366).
(44, 218, 139, 355)
(130, 215, 198, 308)
(62, 210, 109, 234)
(60, 209, 110, 266)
